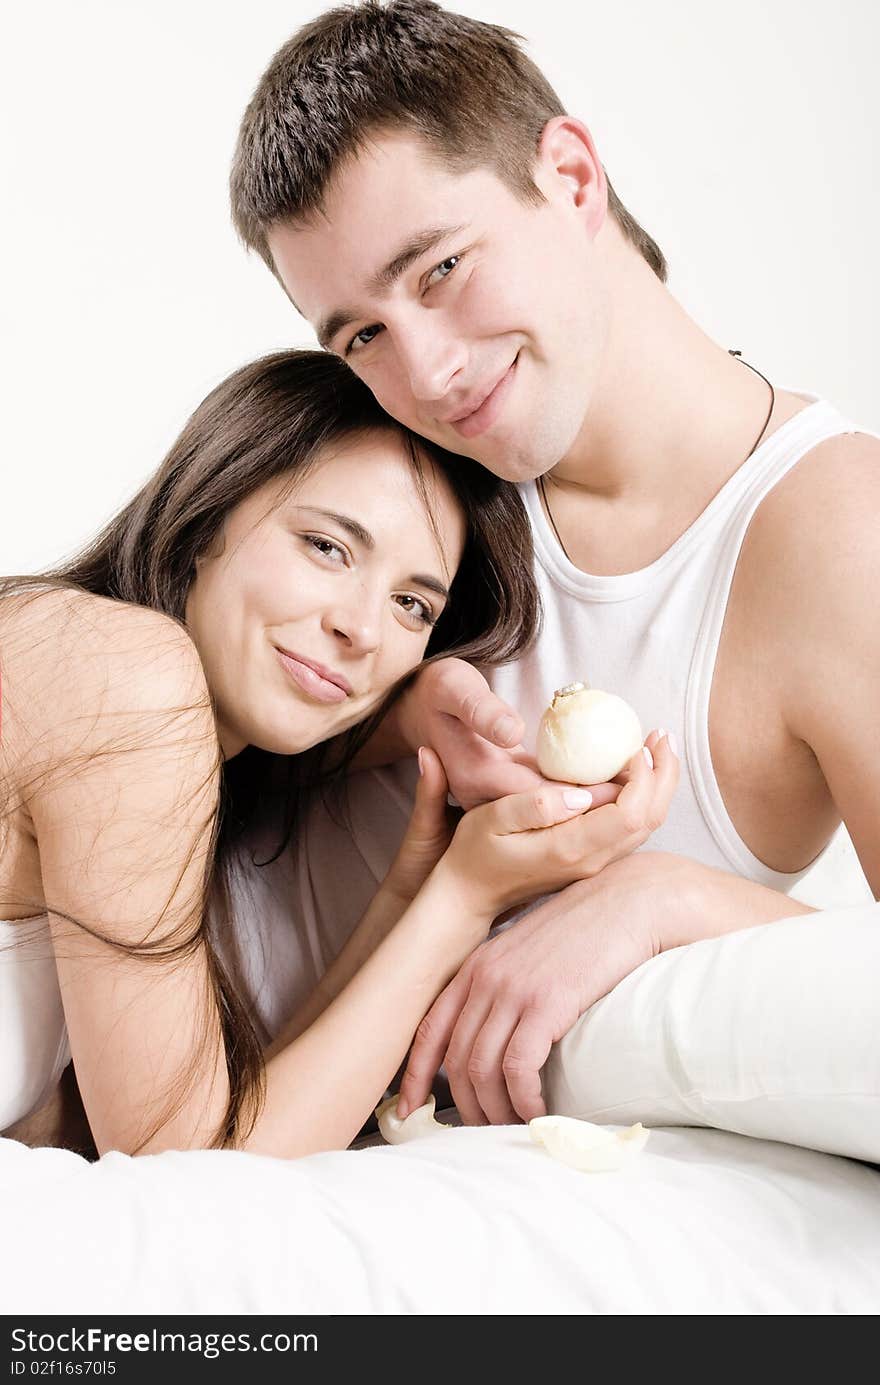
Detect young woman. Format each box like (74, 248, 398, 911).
(0, 350, 674, 1161)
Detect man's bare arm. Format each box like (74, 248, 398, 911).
(397, 851, 817, 1121)
(751, 431, 880, 897)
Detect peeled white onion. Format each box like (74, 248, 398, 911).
(375, 1093, 452, 1145)
(529, 1115, 650, 1172)
(536, 681, 643, 785)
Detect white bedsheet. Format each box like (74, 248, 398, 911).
(3, 1124, 878, 1314)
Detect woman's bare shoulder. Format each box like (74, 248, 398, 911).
(2, 583, 192, 646)
(1, 585, 212, 763)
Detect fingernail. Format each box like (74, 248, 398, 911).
(417, 747, 426, 776)
(396, 1099, 409, 1118)
(667, 733, 679, 757)
(493, 714, 517, 744)
(562, 788, 593, 809)
(643, 746, 654, 769)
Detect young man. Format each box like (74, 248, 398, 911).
(228, 0, 879, 1126)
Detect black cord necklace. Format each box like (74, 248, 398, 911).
(537, 350, 776, 564)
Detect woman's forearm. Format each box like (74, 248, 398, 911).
(243, 863, 489, 1159)
(264, 881, 412, 1057)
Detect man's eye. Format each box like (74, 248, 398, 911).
(346, 324, 383, 356)
(425, 255, 461, 289)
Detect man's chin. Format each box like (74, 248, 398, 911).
(452, 416, 575, 483)
(468, 445, 563, 486)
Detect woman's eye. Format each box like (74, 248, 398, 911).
(346, 324, 383, 356)
(425, 255, 461, 290)
(394, 594, 436, 627)
(303, 535, 348, 564)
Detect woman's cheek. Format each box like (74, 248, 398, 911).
(258, 545, 318, 617)
(389, 624, 431, 685)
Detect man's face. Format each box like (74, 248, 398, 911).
(268, 131, 609, 482)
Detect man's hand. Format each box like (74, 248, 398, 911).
(397, 843, 819, 1124)
(397, 657, 622, 810)
(397, 852, 686, 1124)
(397, 657, 540, 807)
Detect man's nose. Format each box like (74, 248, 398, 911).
(397, 321, 467, 403)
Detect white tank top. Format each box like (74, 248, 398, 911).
(226, 391, 875, 1026)
(488, 394, 873, 892)
(0, 915, 70, 1131)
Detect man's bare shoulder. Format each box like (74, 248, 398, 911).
(735, 429, 880, 765)
(737, 429, 880, 891)
(740, 428, 880, 627)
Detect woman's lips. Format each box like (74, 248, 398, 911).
(450, 356, 518, 440)
(274, 648, 350, 704)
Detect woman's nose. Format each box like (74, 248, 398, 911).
(322, 594, 382, 655)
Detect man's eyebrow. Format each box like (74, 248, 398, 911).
(368, 223, 467, 293)
(296, 506, 450, 600)
(316, 309, 360, 353)
(316, 223, 467, 350)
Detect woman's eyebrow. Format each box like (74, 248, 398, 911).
(297, 506, 374, 549)
(408, 572, 450, 601)
(295, 506, 450, 600)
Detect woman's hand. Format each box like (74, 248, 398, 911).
(434, 730, 679, 919)
(382, 748, 458, 903)
(363, 657, 625, 813)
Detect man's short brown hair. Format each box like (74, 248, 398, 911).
(230, 0, 667, 282)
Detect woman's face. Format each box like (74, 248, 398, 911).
(185, 429, 466, 758)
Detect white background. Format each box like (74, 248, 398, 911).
(1, 1, 877, 904)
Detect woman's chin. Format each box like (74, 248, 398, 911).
(246, 729, 325, 757)
(246, 712, 360, 758)
(225, 690, 382, 758)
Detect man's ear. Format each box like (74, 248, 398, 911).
(534, 116, 608, 238)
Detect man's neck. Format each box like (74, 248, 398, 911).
(543, 232, 807, 574)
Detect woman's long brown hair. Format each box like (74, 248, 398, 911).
(0, 349, 540, 1154)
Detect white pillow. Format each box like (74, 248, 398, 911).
(542, 904, 880, 1163)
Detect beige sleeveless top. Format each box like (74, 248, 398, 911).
(0, 914, 70, 1131)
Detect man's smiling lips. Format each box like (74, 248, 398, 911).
(445, 356, 519, 440)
